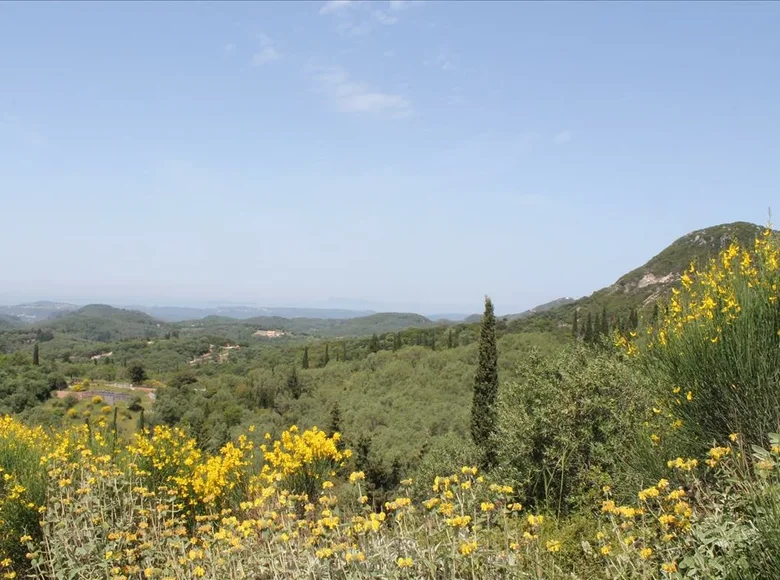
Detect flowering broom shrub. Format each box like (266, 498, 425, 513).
(2, 414, 780, 578)
(644, 228, 780, 446)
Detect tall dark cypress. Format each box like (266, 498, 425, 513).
(430, 329, 436, 350)
(393, 332, 402, 352)
(629, 308, 639, 331)
(329, 402, 342, 438)
(601, 305, 609, 335)
(369, 334, 380, 353)
(572, 310, 579, 338)
(322, 344, 330, 367)
(470, 296, 499, 470)
(585, 312, 594, 343)
(342, 341, 348, 361)
(287, 367, 302, 399)
(32, 343, 39, 366)
(447, 329, 454, 349)
(302, 346, 309, 369)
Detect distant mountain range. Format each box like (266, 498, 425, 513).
(129, 305, 377, 323)
(464, 297, 577, 324)
(0, 300, 475, 325)
(2, 221, 766, 338)
(0, 302, 378, 324)
(0, 301, 79, 324)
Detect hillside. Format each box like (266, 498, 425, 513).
(513, 221, 769, 331)
(0, 314, 23, 330)
(39, 304, 168, 342)
(180, 311, 436, 340)
(134, 305, 375, 322)
(465, 297, 577, 324)
(0, 301, 78, 324)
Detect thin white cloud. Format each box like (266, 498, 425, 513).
(251, 34, 281, 66)
(319, 0, 354, 15)
(424, 47, 455, 71)
(313, 66, 412, 117)
(338, 19, 373, 36)
(320, 0, 412, 36)
(252, 47, 280, 65)
(373, 10, 398, 25)
(390, 1, 422, 11)
(553, 130, 573, 145)
(256, 33, 274, 46)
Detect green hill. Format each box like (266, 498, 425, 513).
(181, 312, 435, 340)
(465, 297, 576, 324)
(40, 304, 168, 342)
(0, 314, 23, 330)
(513, 221, 769, 332)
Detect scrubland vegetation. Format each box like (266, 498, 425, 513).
(3, 226, 780, 578)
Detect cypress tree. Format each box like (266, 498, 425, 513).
(447, 330, 454, 349)
(302, 346, 309, 369)
(393, 332, 402, 352)
(572, 310, 579, 338)
(321, 344, 330, 367)
(32, 343, 39, 366)
(584, 312, 594, 343)
(369, 334, 380, 353)
(329, 402, 342, 444)
(628, 308, 639, 331)
(416, 332, 422, 346)
(470, 296, 499, 470)
(601, 305, 609, 335)
(329, 402, 341, 435)
(287, 367, 302, 399)
(430, 329, 436, 350)
(342, 341, 348, 361)
(594, 312, 601, 338)
(355, 434, 373, 473)
(652, 303, 659, 325)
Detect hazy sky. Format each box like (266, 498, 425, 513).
(1, 1, 779, 314)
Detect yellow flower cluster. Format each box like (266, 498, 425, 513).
(649, 229, 779, 349)
(256, 426, 350, 494)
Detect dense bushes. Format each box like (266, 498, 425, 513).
(496, 347, 653, 515)
(0, 354, 54, 414)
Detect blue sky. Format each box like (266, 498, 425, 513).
(1, 1, 779, 314)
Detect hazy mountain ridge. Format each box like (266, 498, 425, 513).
(38, 304, 168, 342)
(464, 297, 577, 324)
(132, 305, 376, 322)
(0, 301, 79, 323)
(0, 314, 24, 330)
(2, 221, 770, 340)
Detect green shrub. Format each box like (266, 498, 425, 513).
(496, 346, 653, 515)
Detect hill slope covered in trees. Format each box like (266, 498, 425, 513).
(512, 221, 770, 333)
